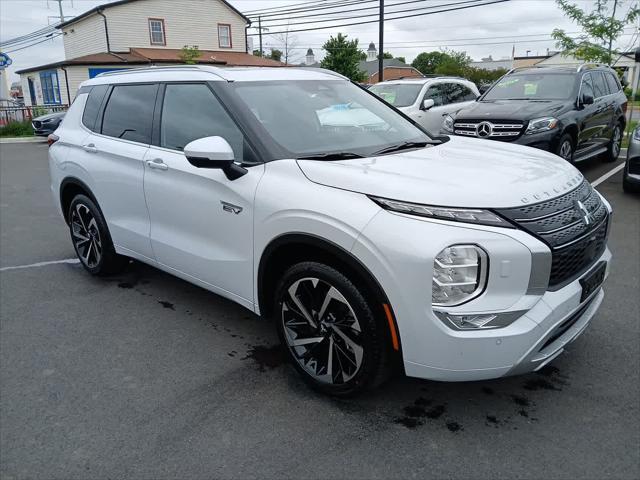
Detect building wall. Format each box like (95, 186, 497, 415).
(61, 0, 247, 58)
(62, 14, 108, 59)
(369, 67, 422, 83)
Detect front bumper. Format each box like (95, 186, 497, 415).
(444, 128, 563, 155)
(352, 208, 611, 382)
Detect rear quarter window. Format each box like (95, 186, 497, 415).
(81, 85, 109, 132)
(605, 72, 621, 93)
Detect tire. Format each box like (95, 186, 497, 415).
(623, 173, 640, 193)
(556, 133, 574, 162)
(603, 122, 622, 163)
(68, 194, 128, 275)
(274, 261, 391, 396)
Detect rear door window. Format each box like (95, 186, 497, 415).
(446, 83, 476, 103)
(581, 74, 595, 101)
(101, 84, 158, 143)
(82, 84, 109, 132)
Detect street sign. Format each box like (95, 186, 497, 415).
(0, 52, 12, 70)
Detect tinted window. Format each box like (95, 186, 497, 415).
(605, 72, 620, 93)
(101, 84, 157, 143)
(424, 84, 447, 106)
(82, 84, 109, 131)
(581, 74, 595, 101)
(160, 83, 244, 158)
(592, 72, 608, 97)
(369, 83, 423, 107)
(447, 83, 476, 103)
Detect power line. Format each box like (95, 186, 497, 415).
(1, 25, 59, 48)
(247, 0, 509, 36)
(257, 0, 489, 29)
(246, 0, 373, 18)
(243, 0, 336, 15)
(4, 33, 63, 54)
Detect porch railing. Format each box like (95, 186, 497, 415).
(0, 105, 69, 126)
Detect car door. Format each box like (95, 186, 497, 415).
(576, 73, 602, 154)
(422, 81, 478, 133)
(418, 83, 449, 132)
(143, 82, 264, 307)
(591, 71, 616, 141)
(85, 83, 157, 260)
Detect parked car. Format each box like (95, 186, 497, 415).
(32, 111, 66, 136)
(442, 65, 627, 163)
(623, 125, 640, 193)
(369, 76, 479, 133)
(48, 66, 612, 395)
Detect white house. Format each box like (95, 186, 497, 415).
(17, 0, 282, 107)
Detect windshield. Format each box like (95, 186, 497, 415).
(231, 80, 432, 158)
(369, 83, 424, 107)
(483, 73, 576, 101)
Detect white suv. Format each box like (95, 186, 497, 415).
(49, 66, 611, 396)
(369, 76, 479, 133)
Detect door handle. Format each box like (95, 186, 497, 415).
(82, 143, 98, 154)
(146, 158, 168, 171)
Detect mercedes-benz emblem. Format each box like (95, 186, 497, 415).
(574, 200, 594, 226)
(476, 121, 493, 138)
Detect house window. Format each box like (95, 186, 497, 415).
(218, 24, 232, 48)
(39, 70, 61, 105)
(149, 18, 166, 45)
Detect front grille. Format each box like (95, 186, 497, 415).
(32, 121, 42, 129)
(453, 119, 524, 140)
(628, 156, 640, 175)
(497, 180, 609, 287)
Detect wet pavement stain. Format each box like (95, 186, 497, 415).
(446, 421, 463, 432)
(402, 405, 427, 418)
(118, 282, 134, 289)
(425, 405, 446, 419)
(485, 415, 500, 426)
(394, 416, 423, 429)
(481, 386, 495, 395)
(243, 345, 285, 372)
(511, 394, 530, 407)
(523, 378, 560, 391)
(158, 300, 175, 310)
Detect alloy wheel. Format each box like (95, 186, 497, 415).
(559, 140, 573, 161)
(281, 277, 364, 385)
(71, 203, 102, 268)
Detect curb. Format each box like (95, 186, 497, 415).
(0, 137, 47, 144)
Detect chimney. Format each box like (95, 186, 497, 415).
(367, 42, 377, 62)
(305, 48, 315, 65)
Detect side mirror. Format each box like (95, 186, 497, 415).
(581, 93, 594, 106)
(184, 136, 247, 180)
(422, 98, 435, 110)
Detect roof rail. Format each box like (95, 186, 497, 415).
(95, 64, 229, 81)
(576, 63, 611, 72)
(299, 67, 349, 80)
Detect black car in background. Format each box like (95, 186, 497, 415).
(32, 111, 66, 136)
(442, 65, 627, 163)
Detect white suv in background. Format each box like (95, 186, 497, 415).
(49, 66, 611, 396)
(369, 76, 479, 133)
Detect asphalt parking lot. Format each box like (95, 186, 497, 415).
(1, 141, 638, 479)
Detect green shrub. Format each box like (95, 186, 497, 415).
(0, 121, 34, 137)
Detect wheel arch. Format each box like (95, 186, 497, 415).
(59, 177, 100, 224)
(257, 233, 403, 358)
(562, 123, 579, 146)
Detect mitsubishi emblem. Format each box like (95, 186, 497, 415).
(574, 200, 594, 226)
(476, 121, 492, 138)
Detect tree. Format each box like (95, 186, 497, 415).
(465, 67, 509, 86)
(269, 49, 283, 62)
(395, 56, 406, 64)
(252, 49, 263, 57)
(434, 50, 472, 76)
(321, 34, 366, 82)
(380, 52, 394, 59)
(179, 45, 200, 64)
(552, 0, 640, 64)
(271, 26, 301, 65)
(411, 51, 449, 74)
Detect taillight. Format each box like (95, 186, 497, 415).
(47, 134, 59, 147)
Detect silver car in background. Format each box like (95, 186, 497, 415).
(624, 125, 640, 193)
(369, 77, 479, 133)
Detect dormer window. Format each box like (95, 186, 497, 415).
(218, 24, 232, 48)
(149, 18, 166, 46)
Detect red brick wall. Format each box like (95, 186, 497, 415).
(369, 67, 422, 83)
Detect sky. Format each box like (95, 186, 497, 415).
(1, 0, 638, 83)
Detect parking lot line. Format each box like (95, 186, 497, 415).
(0, 258, 79, 272)
(591, 163, 626, 188)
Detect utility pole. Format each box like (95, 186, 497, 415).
(378, 0, 384, 82)
(607, 0, 618, 65)
(259, 16, 263, 56)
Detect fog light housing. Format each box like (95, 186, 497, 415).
(434, 310, 525, 330)
(432, 245, 487, 307)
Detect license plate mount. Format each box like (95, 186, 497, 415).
(579, 262, 606, 302)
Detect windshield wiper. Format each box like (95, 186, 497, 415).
(372, 141, 430, 156)
(296, 152, 365, 160)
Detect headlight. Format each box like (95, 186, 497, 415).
(633, 126, 640, 141)
(369, 196, 513, 228)
(525, 117, 559, 135)
(442, 114, 454, 132)
(432, 245, 487, 306)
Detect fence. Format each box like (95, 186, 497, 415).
(0, 105, 69, 127)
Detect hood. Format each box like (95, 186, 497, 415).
(296, 136, 583, 209)
(454, 99, 569, 121)
(33, 112, 66, 122)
